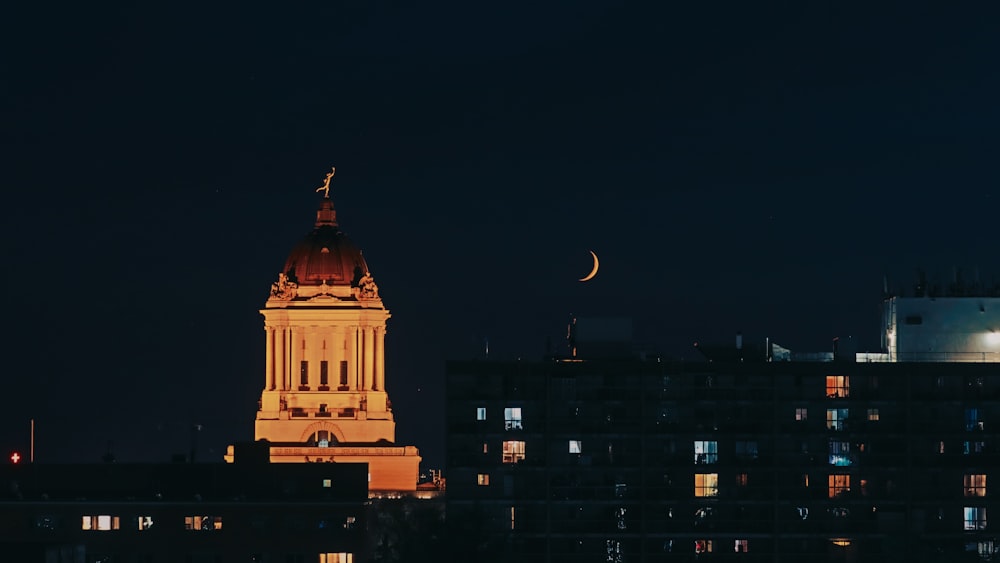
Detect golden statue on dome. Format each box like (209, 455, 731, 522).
(315, 166, 336, 198)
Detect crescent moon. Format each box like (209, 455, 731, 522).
(578, 250, 599, 282)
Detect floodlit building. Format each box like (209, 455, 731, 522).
(226, 178, 421, 496)
(446, 302, 1000, 562)
(879, 296, 1000, 362)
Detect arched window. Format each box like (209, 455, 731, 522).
(313, 430, 335, 447)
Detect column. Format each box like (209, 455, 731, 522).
(332, 327, 343, 388)
(275, 328, 286, 391)
(363, 326, 375, 391)
(347, 326, 357, 391)
(374, 326, 385, 391)
(289, 328, 300, 389)
(265, 327, 275, 390)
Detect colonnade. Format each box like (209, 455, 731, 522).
(264, 325, 386, 392)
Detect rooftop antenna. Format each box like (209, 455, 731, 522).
(567, 314, 578, 358)
(30, 419, 35, 463)
(484, 337, 490, 360)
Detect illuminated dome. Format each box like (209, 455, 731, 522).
(281, 197, 370, 287)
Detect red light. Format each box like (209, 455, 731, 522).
(10, 452, 20, 464)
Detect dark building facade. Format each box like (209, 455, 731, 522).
(0, 459, 367, 563)
(446, 358, 1000, 562)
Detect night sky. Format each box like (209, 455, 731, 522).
(3, 3, 998, 469)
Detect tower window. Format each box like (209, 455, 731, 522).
(300, 361, 309, 386)
(826, 375, 849, 398)
(502, 440, 525, 464)
(965, 507, 988, 530)
(184, 516, 222, 531)
(965, 474, 987, 497)
(966, 408, 984, 431)
(828, 474, 850, 498)
(340, 361, 348, 386)
(81, 515, 119, 531)
(504, 407, 523, 430)
(694, 473, 719, 497)
(320, 361, 329, 386)
(694, 441, 718, 464)
(827, 408, 848, 431)
(828, 441, 851, 466)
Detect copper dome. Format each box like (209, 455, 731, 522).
(281, 198, 370, 287)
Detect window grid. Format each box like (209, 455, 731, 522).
(965, 474, 987, 497)
(502, 440, 525, 464)
(694, 441, 718, 464)
(826, 375, 850, 398)
(828, 474, 850, 498)
(504, 407, 522, 430)
(694, 473, 719, 497)
(965, 507, 988, 530)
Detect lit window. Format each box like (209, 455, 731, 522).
(828, 441, 851, 466)
(502, 440, 525, 464)
(322, 479, 332, 488)
(977, 541, 998, 559)
(569, 440, 582, 454)
(826, 375, 849, 398)
(965, 441, 986, 454)
(81, 515, 120, 531)
(477, 473, 490, 486)
(867, 408, 879, 421)
(319, 554, 354, 563)
(476, 407, 486, 421)
(734, 539, 749, 553)
(137, 517, 154, 531)
(343, 516, 356, 529)
(695, 540, 713, 554)
(965, 474, 987, 497)
(694, 441, 718, 464)
(803, 474, 809, 488)
(827, 408, 848, 431)
(184, 516, 223, 531)
(965, 507, 987, 530)
(939, 441, 946, 454)
(694, 473, 719, 497)
(509, 506, 515, 530)
(828, 474, 850, 498)
(735, 440, 758, 459)
(504, 407, 522, 430)
(482, 442, 488, 454)
(736, 473, 748, 487)
(966, 408, 984, 431)
(795, 408, 808, 421)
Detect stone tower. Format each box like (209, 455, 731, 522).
(226, 178, 420, 495)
